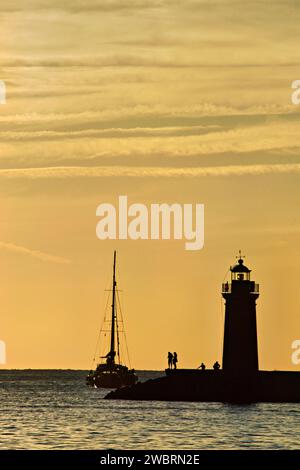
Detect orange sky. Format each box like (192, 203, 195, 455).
(0, 0, 300, 370)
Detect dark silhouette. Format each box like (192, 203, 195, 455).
(173, 352, 178, 369)
(104, 350, 116, 366)
(86, 251, 137, 389)
(106, 253, 300, 403)
(168, 352, 173, 369)
(223, 255, 258, 374)
(198, 363, 206, 370)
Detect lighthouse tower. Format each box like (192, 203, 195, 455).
(222, 252, 259, 375)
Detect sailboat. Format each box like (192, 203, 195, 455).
(86, 251, 138, 389)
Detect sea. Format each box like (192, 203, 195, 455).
(0, 369, 299, 450)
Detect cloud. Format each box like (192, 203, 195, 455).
(0, 104, 295, 125)
(0, 163, 299, 179)
(0, 0, 297, 14)
(2, 56, 300, 69)
(0, 0, 170, 13)
(0, 124, 221, 142)
(1, 120, 299, 171)
(0, 241, 71, 264)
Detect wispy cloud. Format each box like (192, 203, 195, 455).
(3, 56, 300, 69)
(1, 120, 299, 171)
(0, 0, 169, 13)
(0, 163, 299, 179)
(0, 241, 71, 264)
(0, 104, 294, 125)
(0, 124, 221, 142)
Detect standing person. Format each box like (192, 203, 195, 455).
(173, 352, 178, 370)
(168, 352, 173, 369)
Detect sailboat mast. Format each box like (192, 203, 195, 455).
(110, 250, 117, 361)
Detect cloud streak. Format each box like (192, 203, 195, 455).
(0, 163, 299, 179)
(0, 241, 71, 265)
(0, 0, 171, 13)
(0, 124, 221, 142)
(0, 104, 295, 126)
(3, 56, 300, 69)
(1, 120, 299, 171)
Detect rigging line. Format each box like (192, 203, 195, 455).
(90, 334, 100, 371)
(116, 261, 122, 287)
(98, 267, 111, 332)
(99, 259, 113, 324)
(100, 289, 111, 330)
(116, 302, 121, 364)
(90, 271, 108, 369)
(90, 294, 109, 368)
(91, 326, 104, 369)
(99, 259, 113, 326)
(117, 288, 132, 369)
(118, 317, 127, 370)
(98, 289, 111, 361)
(120, 340, 126, 371)
(115, 257, 125, 365)
(91, 275, 112, 368)
(99, 281, 111, 358)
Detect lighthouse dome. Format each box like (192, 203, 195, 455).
(231, 258, 251, 273)
(230, 258, 251, 281)
(230, 258, 251, 273)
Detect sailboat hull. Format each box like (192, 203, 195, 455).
(87, 364, 137, 389)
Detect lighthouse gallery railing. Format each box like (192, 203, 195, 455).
(222, 283, 259, 294)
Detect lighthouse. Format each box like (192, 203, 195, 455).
(107, 251, 300, 403)
(222, 252, 259, 375)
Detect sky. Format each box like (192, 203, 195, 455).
(0, 0, 300, 370)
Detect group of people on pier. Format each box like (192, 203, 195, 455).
(198, 361, 220, 370)
(167, 352, 178, 369)
(167, 352, 220, 371)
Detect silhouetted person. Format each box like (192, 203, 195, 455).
(198, 362, 206, 370)
(173, 352, 178, 369)
(213, 361, 220, 370)
(102, 350, 116, 366)
(168, 352, 173, 369)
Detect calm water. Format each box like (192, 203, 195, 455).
(0, 370, 300, 450)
